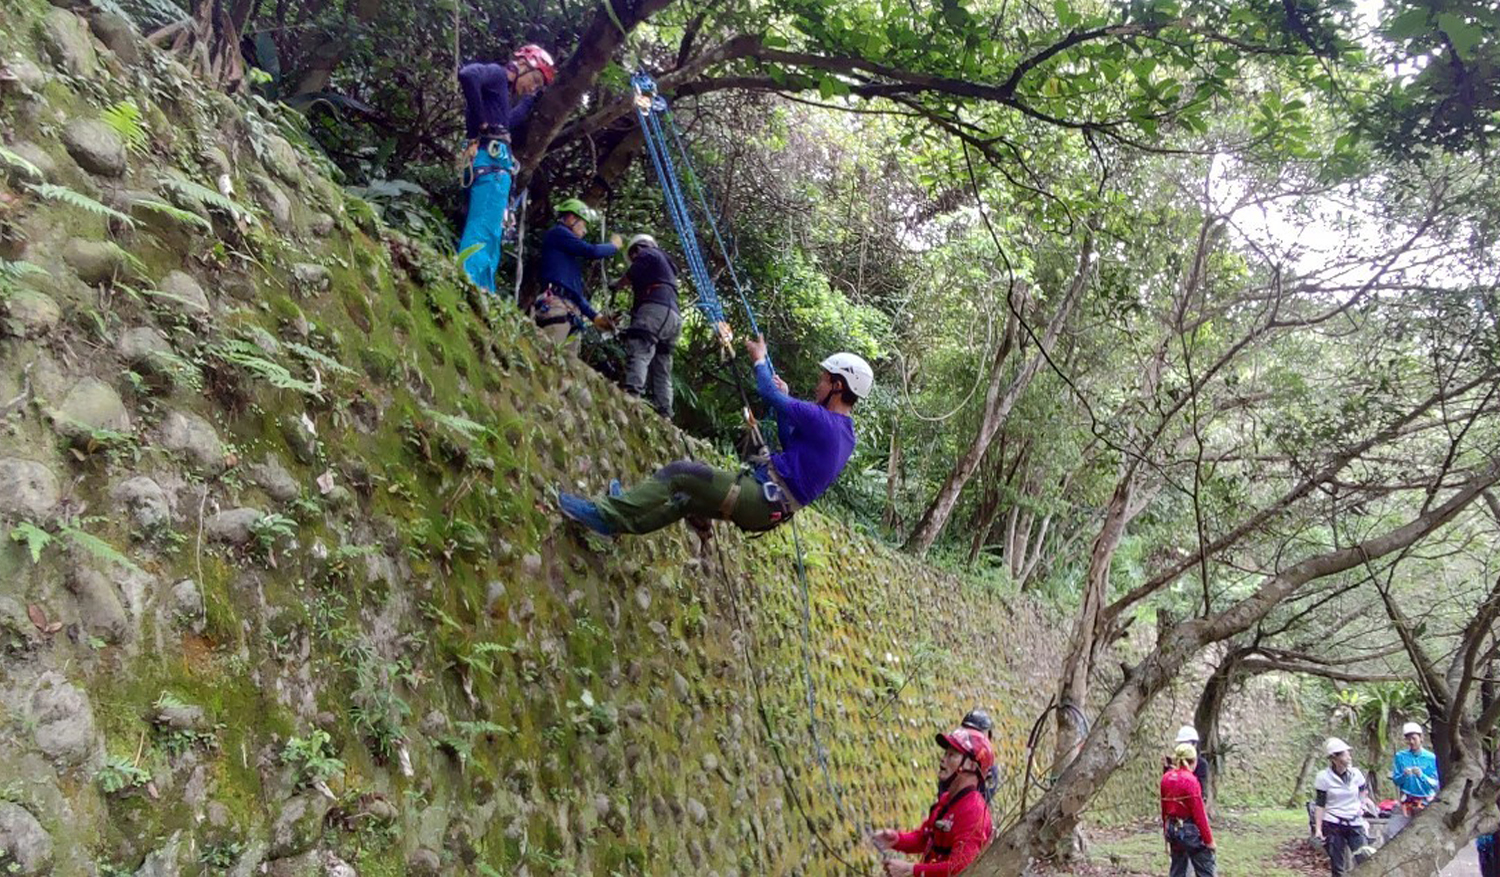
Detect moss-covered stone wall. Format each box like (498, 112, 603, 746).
(0, 5, 1071, 874)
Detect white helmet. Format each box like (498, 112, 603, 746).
(627, 233, 657, 252)
(1175, 725, 1199, 745)
(1401, 722, 1424, 737)
(820, 352, 874, 398)
(1325, 737, 1353, 757)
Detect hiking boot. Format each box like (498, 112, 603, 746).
(558, 490, 615, 538)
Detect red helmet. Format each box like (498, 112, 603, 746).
(937, 727, 995, 775)
(513, 44, 556, 85)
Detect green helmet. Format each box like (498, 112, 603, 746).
(556, 198, 598, 224)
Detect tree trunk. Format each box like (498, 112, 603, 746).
(1193, 648, 1247, 816)
(965, 468, 1496, 877)
(1049, 469, 1137, 824)
(1286, 752, 1316, 807)
(514, 0, 681, 178)
(904, 231, 1092, 555)
(290, 0, 382, 96)
(884, 423, 904, 531)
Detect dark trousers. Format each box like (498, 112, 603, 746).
(1169, 844, 1215, 877)
(1321, 822, 1370, 877)
(1478, 833, 1496, 877)
(621, 303, 682, 417)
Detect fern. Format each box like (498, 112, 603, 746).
(97, 241, 149, 279)
(157, 175, 257, 225)
(0, 146, 44, 183)
(154, 691, 191, 711)
(0, 257, 47, 295)
(423, 406, 489, 440)
(101, 101, 149, 155)
(131, 198, 212, 233)
(9, 522, 54, 563)
(62, 525, 147, 578)
(29, 183, 136, 228)
(285, 342, 356, 376)
(216, 339, 320, 396)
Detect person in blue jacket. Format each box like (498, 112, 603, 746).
(556, 337, 873, 537)
(531, 197, 621, 343)
(456, 44, 555, 293)
(1386, 721, 1439, 836)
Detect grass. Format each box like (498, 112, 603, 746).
(1088, 807, 1319, 877)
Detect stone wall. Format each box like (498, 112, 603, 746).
(0, 5, 1070, 874)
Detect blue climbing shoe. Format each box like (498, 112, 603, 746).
(557, 490, 616, 538)
(608, 479, 622, 498)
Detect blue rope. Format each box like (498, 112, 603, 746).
(660, 104, 763, 342)
(631, 73, 726, 327)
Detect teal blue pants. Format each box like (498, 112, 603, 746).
(459, 143, 514, 293)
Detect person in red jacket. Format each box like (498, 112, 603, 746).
(1161, 742, 1217, 877)
(871, 727, 995, 877)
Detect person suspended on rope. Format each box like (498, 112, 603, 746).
(555, 337, 872, 537)
(530, 198, 621, 344)
(609, 233, 682, 417)
(872, 727, 995, 877)
(456, 43, 555, 293)
(940, 709, 1000, 809)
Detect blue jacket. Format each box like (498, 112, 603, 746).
(754, 362, 855, 506)
(537, 224, 618, 318)
(458, 62, 536, 140)
(1391, 748, 1439, 798)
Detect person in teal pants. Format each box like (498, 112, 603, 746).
(456, 44, 555, 292)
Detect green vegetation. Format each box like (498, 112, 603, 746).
(1090, 808, 1316, 877)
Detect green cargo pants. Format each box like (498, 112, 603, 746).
(595, 460, 783, 534)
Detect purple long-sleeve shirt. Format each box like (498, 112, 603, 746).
(755, 362, 855, 506)
(457, 62, 536, 140)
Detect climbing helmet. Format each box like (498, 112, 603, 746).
(513, 44, 556, 85)
(961, 708, 994, 736)
(556, 197, 598, 224)
(819, 352, 875, 398)
(937, 727, 995, 775)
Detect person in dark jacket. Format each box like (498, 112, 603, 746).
(456, 44, 554, 293)
(531, 198, 620, 343)
(609, 234, 681, 416)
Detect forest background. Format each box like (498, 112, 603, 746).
(96, 0, 1500, 871)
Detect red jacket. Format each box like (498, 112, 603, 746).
(1160, 767, 1213, 847)
(893, 786, 994, 877)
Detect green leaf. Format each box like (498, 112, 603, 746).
(10, 522, 54, 563)
(0, 146, 45, 183)
(28, 183, 136, 228)
(1053, 0, 1081, 28)
(819, 76, 836, 100)
(131, 198, 212, 232)
(1384, 6, 1430, 40)
(1437, 13, 1483, 58)
(456, 242, 484, 272)
(62, 526, 146, 577)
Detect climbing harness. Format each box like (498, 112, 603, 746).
(460, 136, 515, 189)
